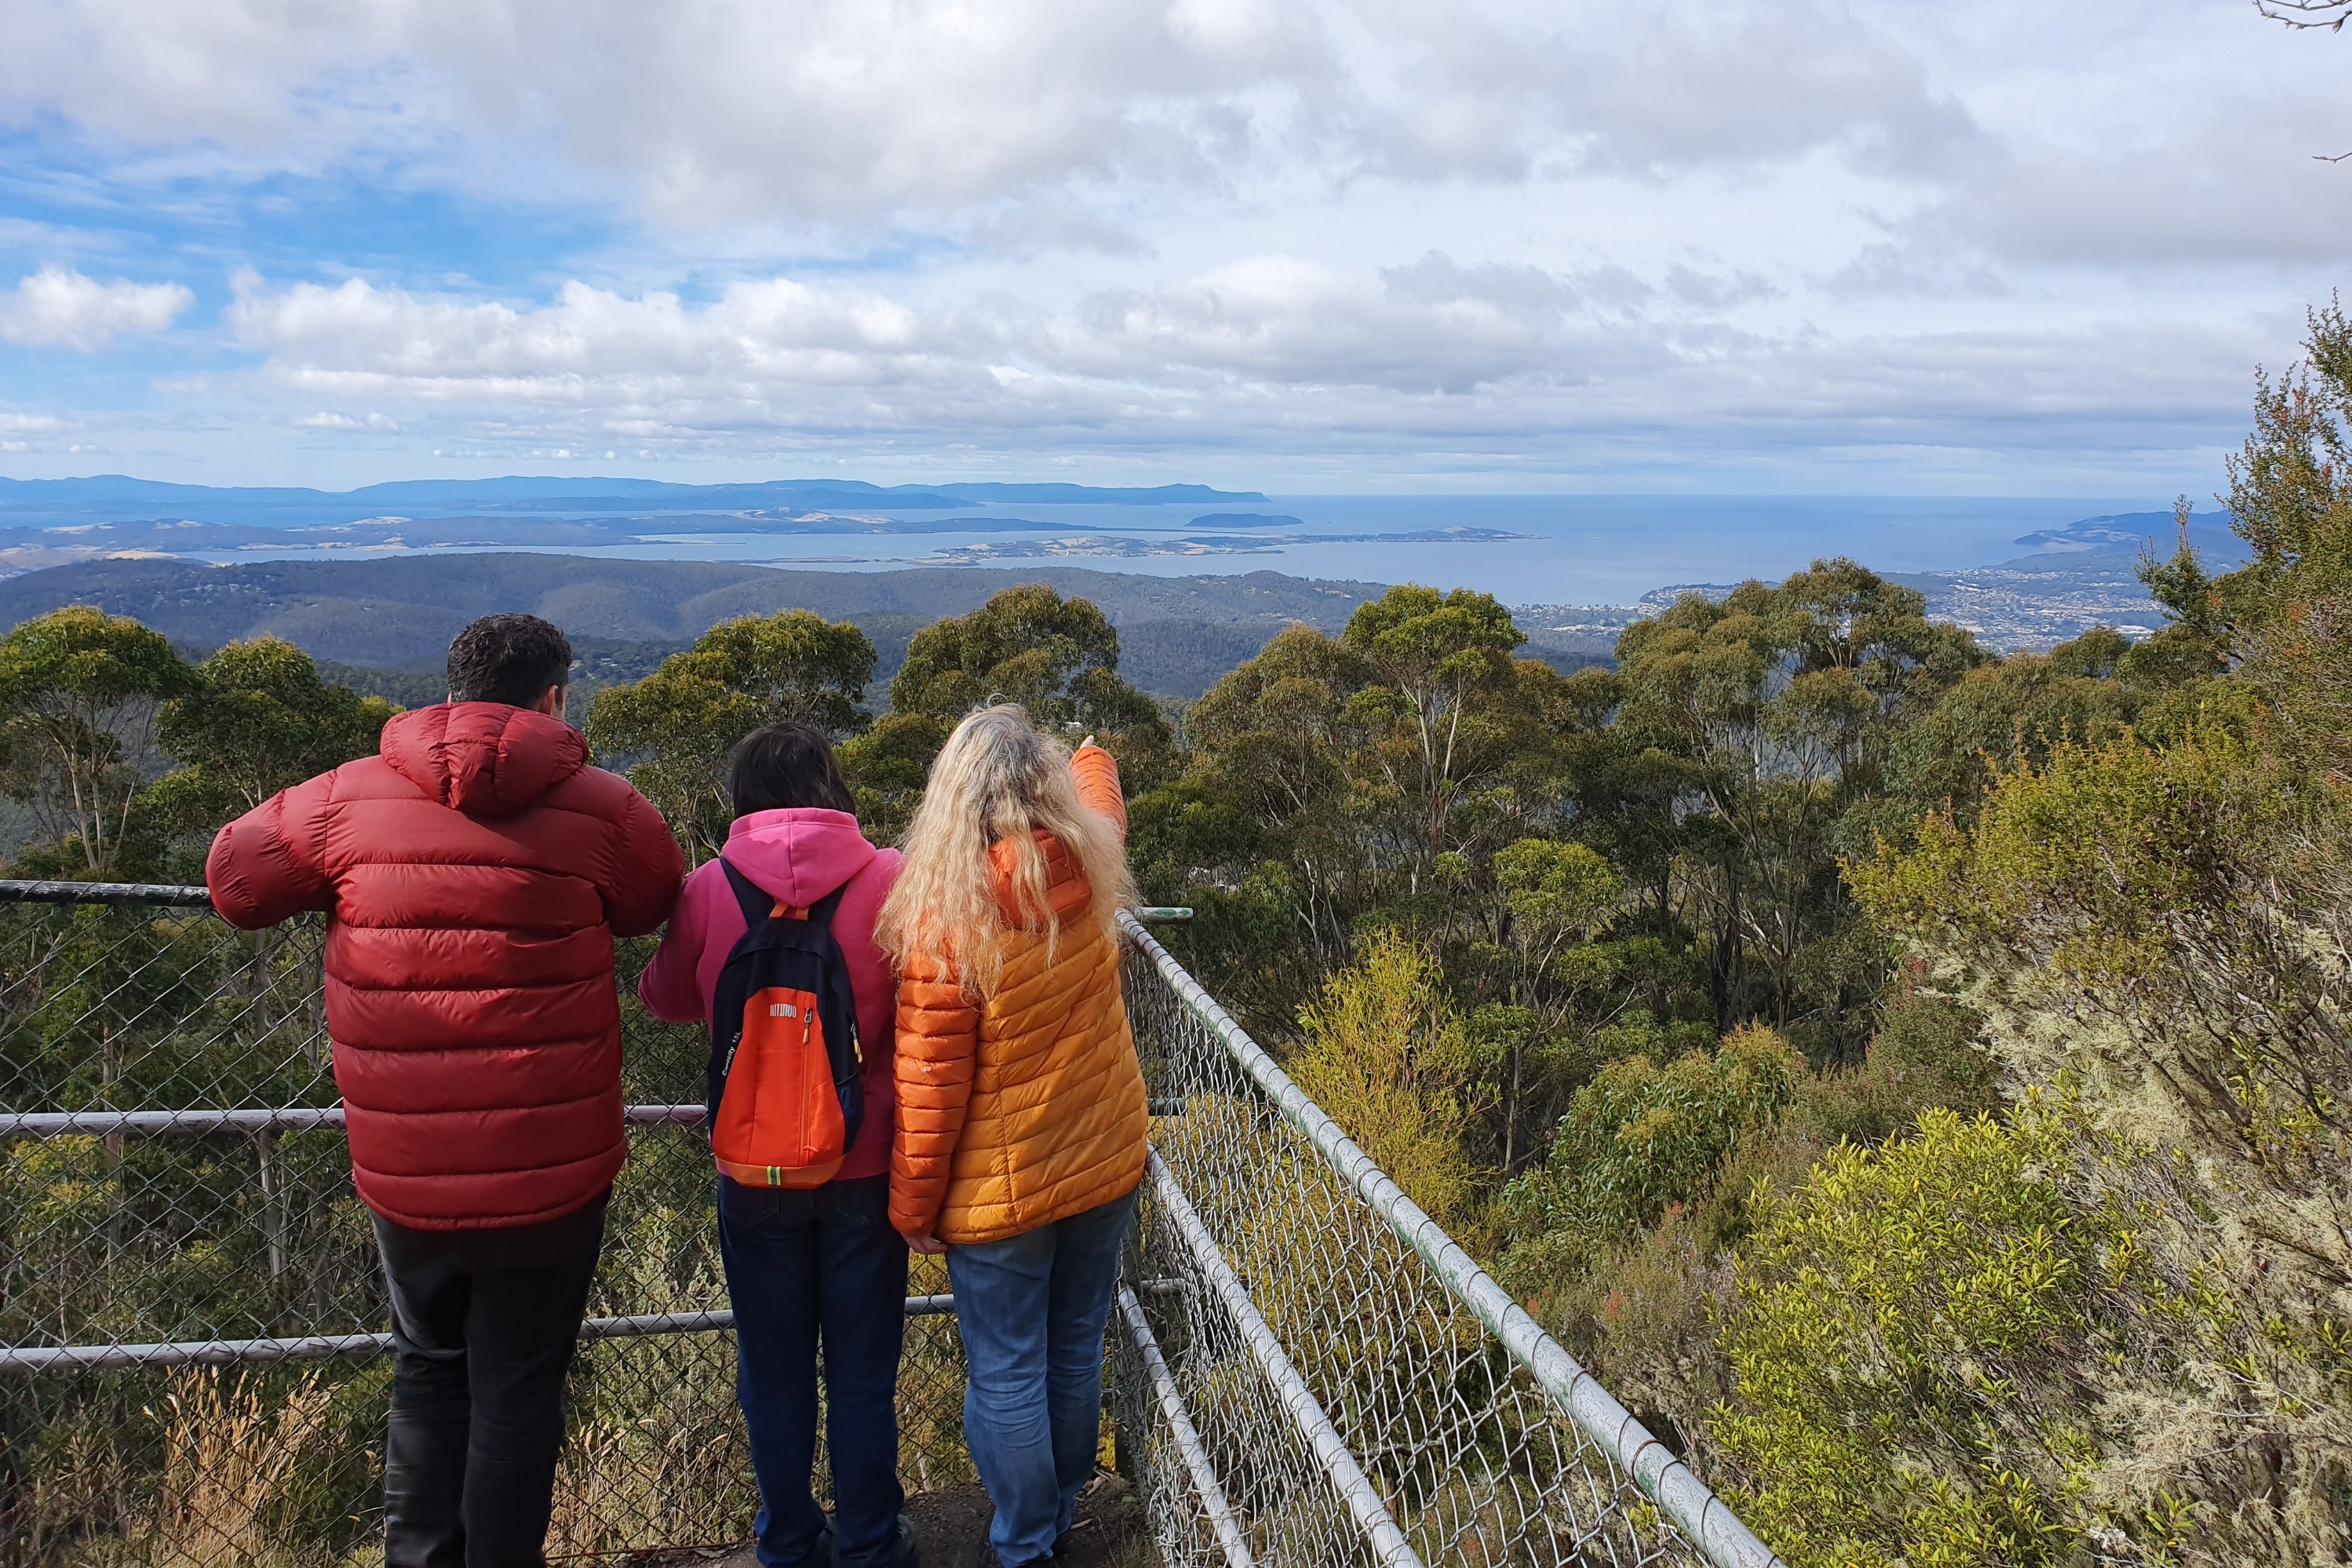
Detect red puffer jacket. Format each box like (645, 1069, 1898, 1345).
(206, 703, 684, 1230)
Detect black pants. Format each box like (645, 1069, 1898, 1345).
(374, 1194, 608, 1568)
(718, 1173, 910, 1568)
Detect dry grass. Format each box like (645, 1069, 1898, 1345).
(130, 1367, 338, 1567)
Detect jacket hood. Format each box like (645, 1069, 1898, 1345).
(381, 702, 590, 817)
(722, 808, 878, 909)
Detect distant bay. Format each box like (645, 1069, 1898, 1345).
(0, 480, 2230, 634)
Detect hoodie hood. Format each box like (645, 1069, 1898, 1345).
(381, 702, 589, 817)
(722, 808, 878, 908)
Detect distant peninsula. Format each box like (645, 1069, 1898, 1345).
(0, 474, 1268, 531)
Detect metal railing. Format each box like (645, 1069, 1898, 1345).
(0, 881, 954, 1563)
(1, 883, 1777, 1567)
(1114, 915, 1778, 1568)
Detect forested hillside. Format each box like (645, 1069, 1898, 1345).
(9, 308, 2352, 1565)
(0, 556, 1377, 698)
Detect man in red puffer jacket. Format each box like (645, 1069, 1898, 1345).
(207, 613, 684, 1568)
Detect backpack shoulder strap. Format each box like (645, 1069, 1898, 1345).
(804, 884, 849, 935)
(717, 859, 774, 928)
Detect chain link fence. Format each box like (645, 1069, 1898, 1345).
(0, 884, 972, 1565)
(1113, 914, 1779, 1568)
(1, 885, 1776, 1568)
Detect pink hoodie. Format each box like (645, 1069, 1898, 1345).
(639, 808, 902, 1182)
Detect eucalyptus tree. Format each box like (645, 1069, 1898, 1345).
(1338, 585, 1526, 870)
(1614, 562, 1978, 1046)
(148, 636, 396, 841)
(0, 607, 193, 874)
(1183, 623, 1376, 966)
(844, 585, 1171, 836)
(586, 610, 876, 861)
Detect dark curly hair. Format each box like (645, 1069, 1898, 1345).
(446, 614, 574, 707)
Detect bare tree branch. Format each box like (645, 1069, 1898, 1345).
(2257, 0, 2352, 31)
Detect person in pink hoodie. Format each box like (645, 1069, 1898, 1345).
(639, 725, 913, 1568)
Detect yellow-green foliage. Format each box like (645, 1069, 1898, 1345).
(1854, 727, 2352, 1563)
(1292, 930, 1485, 1223)
(1713, 1109, 2123, 1568)
(1856, 727, 2298, 989)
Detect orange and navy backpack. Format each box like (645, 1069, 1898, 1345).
(704, 861, 864, 1188)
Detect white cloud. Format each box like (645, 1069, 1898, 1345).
(216, 261, 2274, 483)
(0, 0, 1970, 227)
(232, 274, 951, 398)
(0, 266, 193, 349)
(1044, 252, 1666, 392)
(1, 0, 2343, 488)
(296, 410, 402, 432)
(229, 255, 1680, 407)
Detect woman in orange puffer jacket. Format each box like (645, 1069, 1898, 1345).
(878, 705, 1147, 1568)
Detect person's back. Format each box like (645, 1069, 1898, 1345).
(206, 613, 684, 1568)
(639, 724, 916, 1568)
(888, 738, 1144, 1244)
(881, 707, 1146, 1568)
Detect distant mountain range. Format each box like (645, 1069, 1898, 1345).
(0, 475, 1267, 531)
(0, 490, 2260, 689)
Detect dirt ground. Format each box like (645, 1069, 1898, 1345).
(687, 1472, 1153, 1568)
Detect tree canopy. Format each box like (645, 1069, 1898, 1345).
(841, 584, 1171, 836)
(0, 606, 194, 873)
(585, 610, 877, 860)
(149, 636, 396, 834)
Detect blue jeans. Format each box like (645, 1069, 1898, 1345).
(944, 1187, 1140, 1568)
(718, 1174, 910, 1568)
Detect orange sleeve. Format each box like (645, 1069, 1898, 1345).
(1070, 742, 1127, 842)
(890, 949, 981, 1238)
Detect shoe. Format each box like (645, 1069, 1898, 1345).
(769, 1526, 834, 1568)
(837, 1515, 917, 1568)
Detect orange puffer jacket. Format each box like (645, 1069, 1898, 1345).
(889, 744, 1148, 1245)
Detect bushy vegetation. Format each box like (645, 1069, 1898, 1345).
(1107, 302, 2352, 1565)
(14, 307, 2352, 1564)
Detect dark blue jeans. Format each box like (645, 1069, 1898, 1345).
(944, 1187, 1139, 1568)
(718, 1174, 910, 1568)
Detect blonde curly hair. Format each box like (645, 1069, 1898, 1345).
(877, 704, 1134, 997)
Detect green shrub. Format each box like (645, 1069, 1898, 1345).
(1711, 1109, 2128, 1568)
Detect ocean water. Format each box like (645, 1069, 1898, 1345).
(177, 494, 2170, 605)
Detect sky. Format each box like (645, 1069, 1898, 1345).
(0, 0, 2344, 494)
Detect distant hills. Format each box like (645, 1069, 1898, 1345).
(2008, 509, 2241, 560)
(0, 488, 2258, 683)
(0, 475, 1267, 531)
(0, 556, 1375, 698)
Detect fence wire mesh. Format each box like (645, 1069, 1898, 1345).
(0, 891, 972, 1566)
(2, 888, 1774, 1568)
(1114, 915, 1778, 1568)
